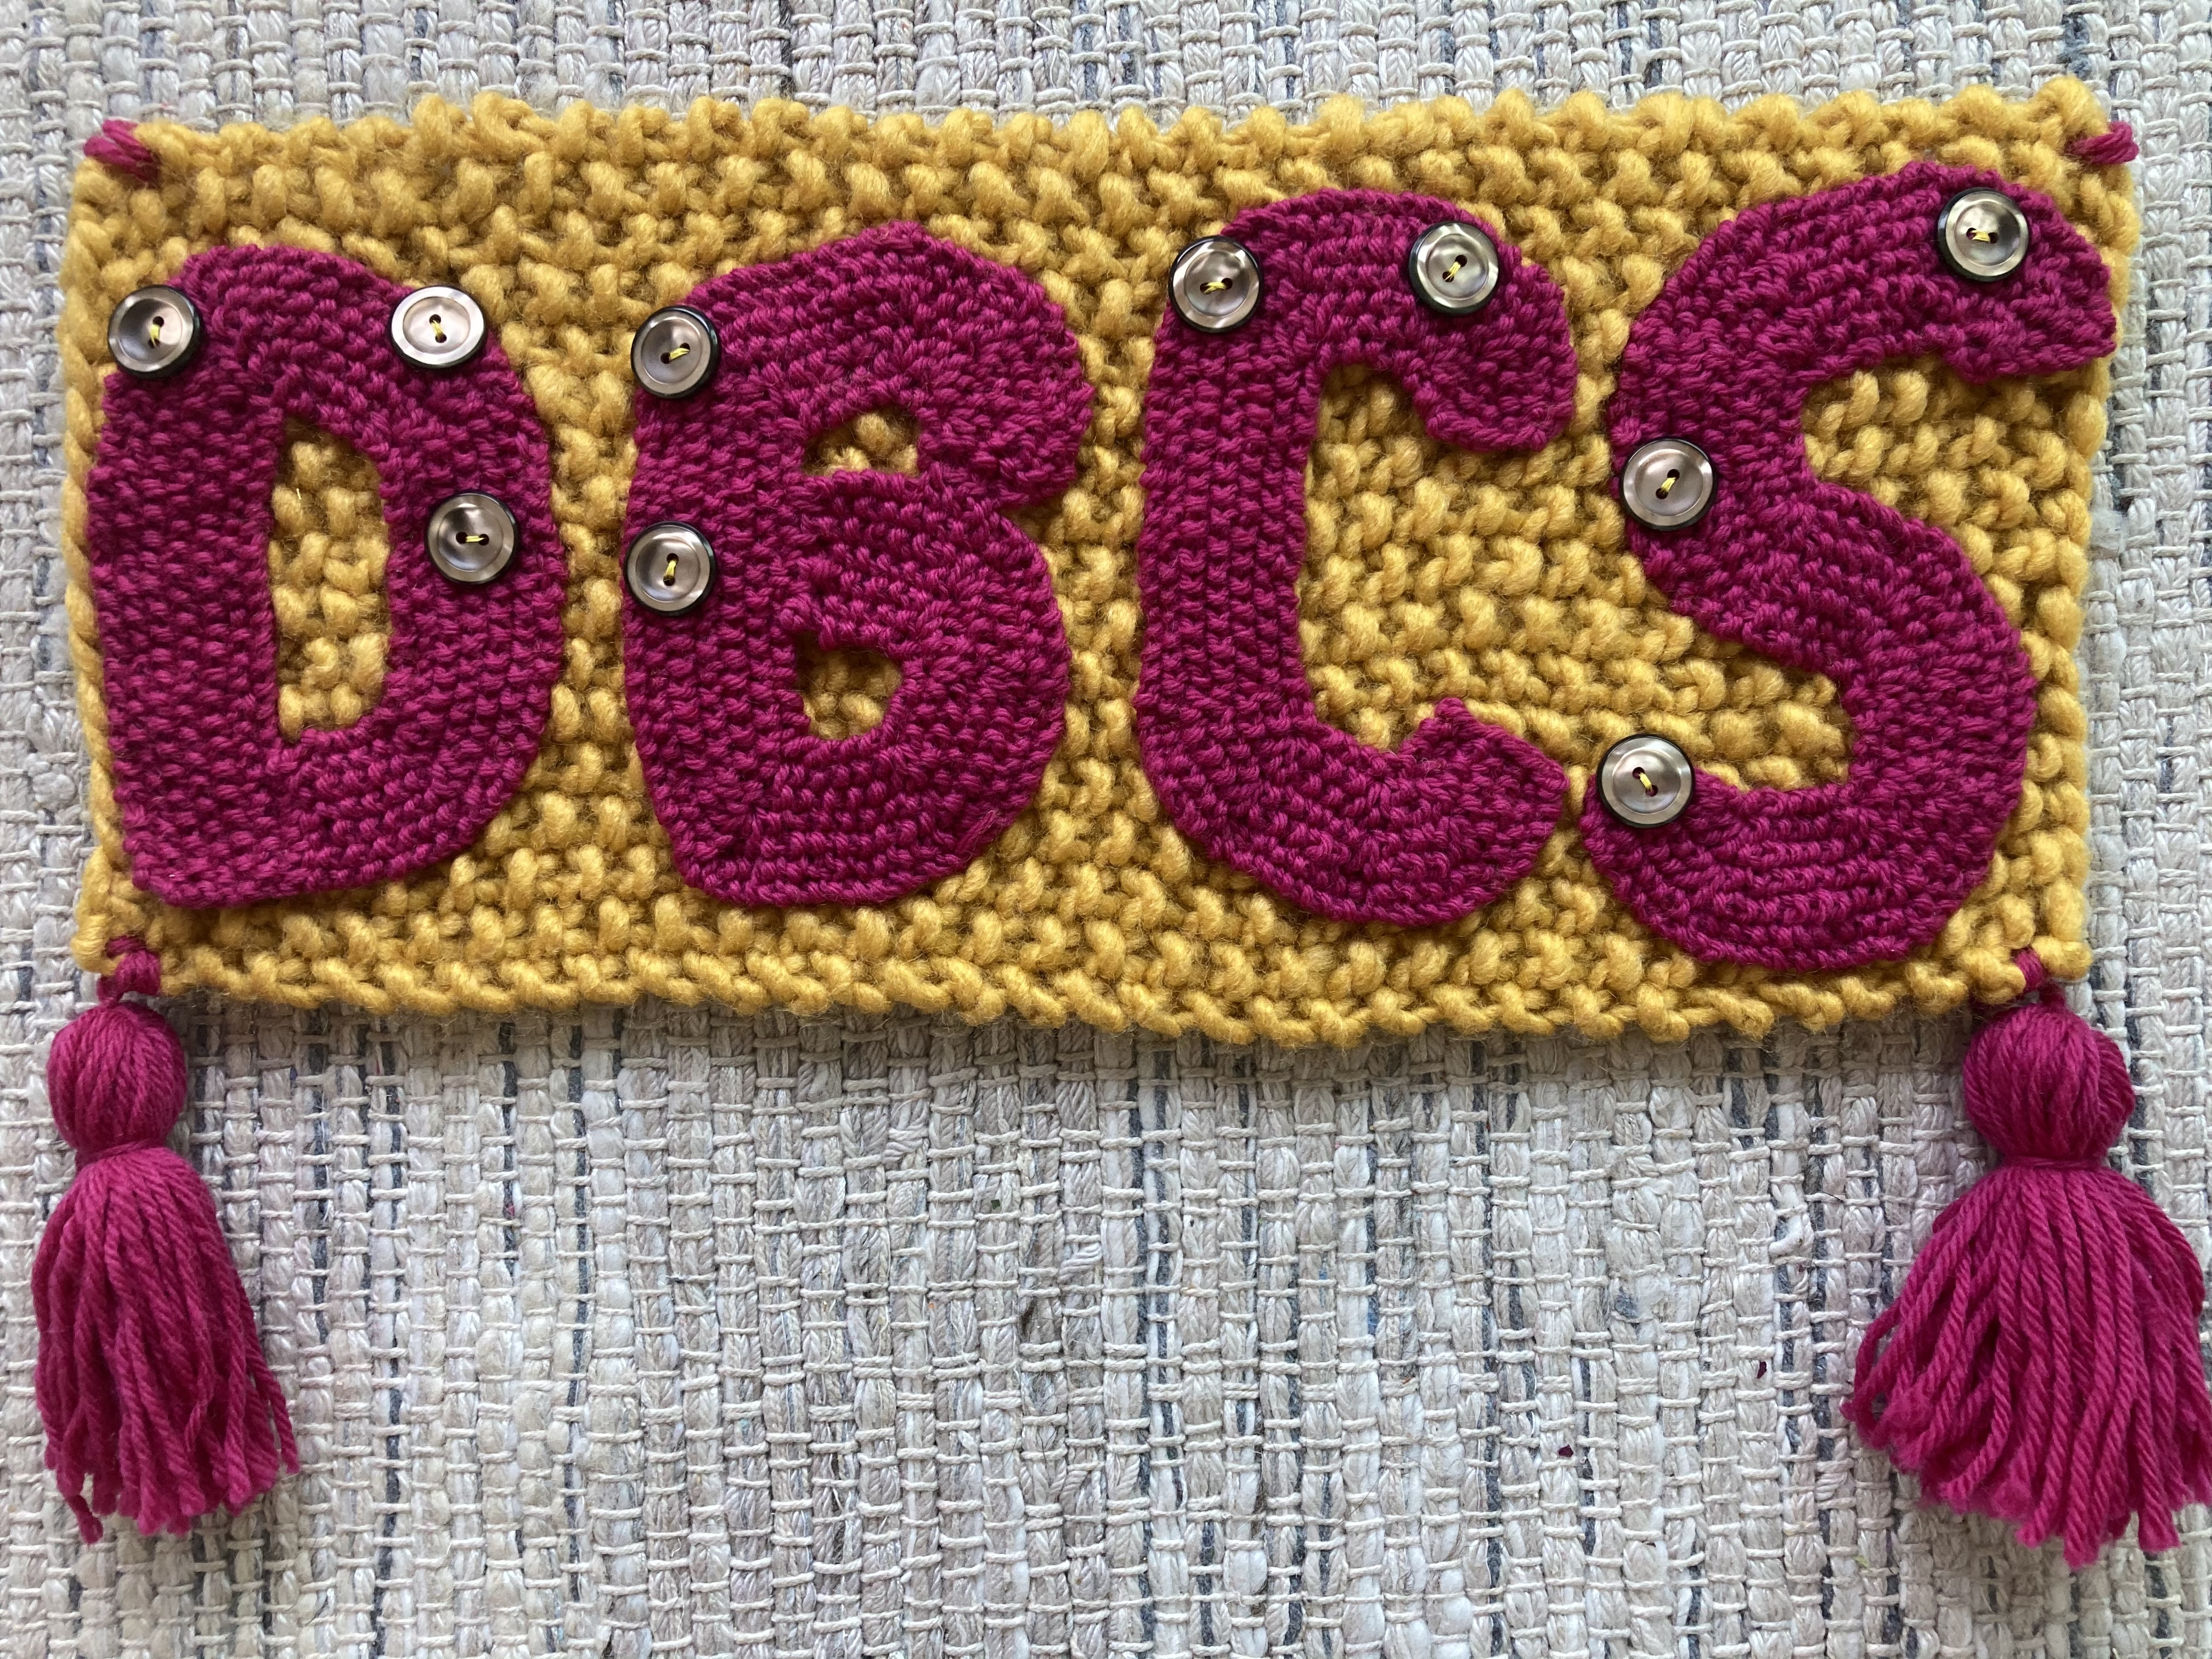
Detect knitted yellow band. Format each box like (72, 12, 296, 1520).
(61, 81, 2134, 1045)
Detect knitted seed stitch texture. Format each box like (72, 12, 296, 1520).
(61, 84, 2136, 1046)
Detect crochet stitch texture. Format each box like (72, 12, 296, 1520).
(61, 82, 2135, 1045)
(624, 223, 1091, 907)
(83, 244, 568, 906)
(1582, 162, 2118, 967)
(1135, 189, 1577, 926)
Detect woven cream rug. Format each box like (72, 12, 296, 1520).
(3, 3, 2208, 1654)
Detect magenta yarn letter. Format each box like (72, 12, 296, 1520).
(1133, 191, 1577, 926)
(83, 246, 566, 907)
(1583, 165, 2119, 968)
(623, 225, 1090, 906)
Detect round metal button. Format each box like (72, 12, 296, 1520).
(1596, 735, 1696, 829)
(1620, 437, 1716, 532)
(390, 285, 487, 370)
(631, 306, 721, 399)
(108, 286, 201, 379)
(425, 492, 519, 584)
(1168, 236, 1262, 332)
(1936, 188, 2030, 282)
(1406, 222, 1501, 314)
(624, 522, 715, 616)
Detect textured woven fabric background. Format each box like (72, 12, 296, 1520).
(2, 3, 2207, 1655)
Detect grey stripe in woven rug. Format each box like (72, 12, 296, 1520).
(2, 1, 2208, 1654)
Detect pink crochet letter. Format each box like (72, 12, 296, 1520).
(623, 224, 1089, 906)
(1133, 192, 1577, 926)
(84, 246, 565, 906)
(1584, 165, 2119, 968)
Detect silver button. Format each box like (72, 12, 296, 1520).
(390, 285, 487, 370)
(108, 286, 201, 379)
(1169, 236, 1261, 332)
(632, 306, 721, 399)
(1936, 188, 2030, 282)
(624, 522, 715, 616)
(1596, 735, 1695, 829)
(425, 493, 518, 584)
(1406, 222, 1501, 314)
(1620, 437, 1716, 532)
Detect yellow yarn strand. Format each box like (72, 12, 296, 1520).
(60, 83, 2135, 1046)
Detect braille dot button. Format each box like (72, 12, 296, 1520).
(1406, 222, 1501, 315)
(108, 287, 202, 379)
(425, 493, 519, 584)
(632, 307, 721, 399)
(1596, 735, 1696, 829)
(1936, 188, 2030, 282)
(1620, 438, 1716, 532)
(390, 285, 487, 370)
(625, 522, 716, 616)
(1168, 237, 1262, 333)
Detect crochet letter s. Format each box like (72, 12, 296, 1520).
(1584, 165, 2119, 968)
(624, 224, 1090, 906)
(83, 247, 566, 907)
(1134, 192, 1578, 926)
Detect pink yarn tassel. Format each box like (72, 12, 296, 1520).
(1846, 954, 2212, 1566)
(32, 945, 295, 1542)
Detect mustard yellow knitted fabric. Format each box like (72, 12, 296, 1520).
(60, 81, 2135, 1046)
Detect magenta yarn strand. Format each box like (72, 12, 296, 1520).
(1928, 1211, 2011, 1488)
(2039, 1172, 2112, 1555)
(1900, 1228, 1999, 1456)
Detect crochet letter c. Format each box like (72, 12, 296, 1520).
(1133, 191, 1579, 927)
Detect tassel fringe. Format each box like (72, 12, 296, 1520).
(33, 945, 296, 1541)
(1846, 954, 2212, 1566)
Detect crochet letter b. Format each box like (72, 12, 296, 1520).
(624, 224, 1090, 906)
